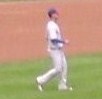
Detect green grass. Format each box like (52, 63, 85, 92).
(0, 53, 102, 99)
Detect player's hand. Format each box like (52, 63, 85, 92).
(65, 39, 69, 44)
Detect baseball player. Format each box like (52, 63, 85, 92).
(36, 8, 72, 91)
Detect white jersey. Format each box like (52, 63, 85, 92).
(46, 20, 63, 50)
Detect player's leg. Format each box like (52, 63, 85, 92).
(37, 50, 62, 89)
(58, 51, 68, 90)
(37, 69, 57, 85)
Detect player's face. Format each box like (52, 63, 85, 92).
(52, 13, 59, 21)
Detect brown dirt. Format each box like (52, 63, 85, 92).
(0, 1, 102, 62)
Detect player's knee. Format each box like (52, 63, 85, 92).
(55, 67, 62, 74)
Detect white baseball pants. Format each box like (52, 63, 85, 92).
(37, 49, 68, 89)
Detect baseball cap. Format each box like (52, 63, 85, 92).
(48, 8, 58, 18)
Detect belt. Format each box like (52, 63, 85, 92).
(50, 47, 61, 50)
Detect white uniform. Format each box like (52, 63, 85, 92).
(37, 20, 68, 90)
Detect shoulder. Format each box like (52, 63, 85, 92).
(47, 21, 57, 28)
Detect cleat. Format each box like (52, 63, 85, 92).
(59, 85, 73, 91)
(68, 86, 73, 91)
(36, 77, 43, 92)
(58, 85, 68, 91)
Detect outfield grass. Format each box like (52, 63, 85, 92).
(0, 53, 102, 99)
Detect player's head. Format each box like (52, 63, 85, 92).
(48, 8, 59, 21)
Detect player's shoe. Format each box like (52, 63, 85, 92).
(68, 86, 73, 91)
(36, 77, 43, 92)
(58, 85, 68, 91)
(59, 85, 73, 91)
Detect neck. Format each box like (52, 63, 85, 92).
(51, 18, 57, 23)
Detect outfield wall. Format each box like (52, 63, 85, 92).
(0, 1, 102, 62)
